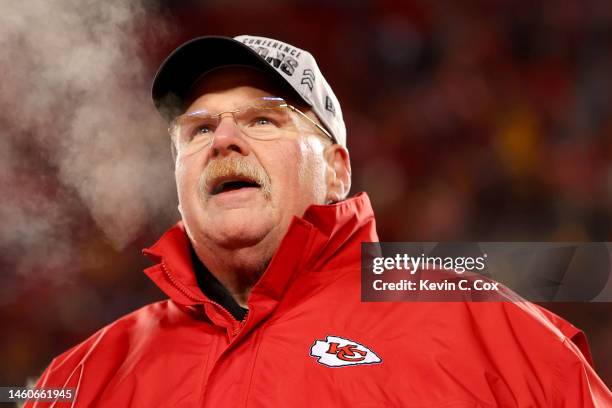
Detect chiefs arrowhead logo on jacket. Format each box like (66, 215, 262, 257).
(310, 335, 382, 367)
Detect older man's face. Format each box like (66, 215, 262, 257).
(175, 68, 330, 252)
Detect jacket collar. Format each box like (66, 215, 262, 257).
(142, 192, 377, 321)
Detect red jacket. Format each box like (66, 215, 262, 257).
(28, 193, 611, 407)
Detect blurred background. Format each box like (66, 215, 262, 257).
(1, 0, 611, 394)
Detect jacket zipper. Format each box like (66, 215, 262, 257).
(160, 260, 249, 335)
(231, 310, 249, 337)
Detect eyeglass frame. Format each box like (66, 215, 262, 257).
(167, 97, 337, 155)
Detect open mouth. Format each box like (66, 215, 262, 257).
(210, 177, 261, 195)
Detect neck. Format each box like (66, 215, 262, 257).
(192, 234, 279, 308)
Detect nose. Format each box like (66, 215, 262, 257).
(209, 114, 252, 158)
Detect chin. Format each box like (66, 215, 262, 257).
(205, 212, 277, 249)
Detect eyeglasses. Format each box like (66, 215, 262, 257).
(169, 97, 335, 156)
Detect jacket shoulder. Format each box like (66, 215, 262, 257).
(33, 299, 184, 387)
(442, 301, 609, 405)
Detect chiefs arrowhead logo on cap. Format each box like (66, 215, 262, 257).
(310, 335, 382, 367)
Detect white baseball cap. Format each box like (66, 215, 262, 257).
(152, 35, 346, 147)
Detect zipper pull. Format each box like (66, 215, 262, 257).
(230, 311, 249, 338)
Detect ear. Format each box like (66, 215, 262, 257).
(323, 144, 351, 203)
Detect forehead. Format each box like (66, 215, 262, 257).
(184, 67, 301, 113)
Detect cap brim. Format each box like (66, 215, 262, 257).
(151, 36, 308, 121)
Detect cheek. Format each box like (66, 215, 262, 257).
(301, 139, 326, 174)
(288, 139, 327, 202)
(175, 157, 204, 205)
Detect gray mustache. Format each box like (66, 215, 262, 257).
(199, 157, 272, 200)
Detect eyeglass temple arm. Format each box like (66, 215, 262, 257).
(285, 105, 336, 144)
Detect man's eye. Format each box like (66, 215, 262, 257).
(196, 125, 213, 134)
(253, 117, 274, 126)
(183, 124, 213, 143)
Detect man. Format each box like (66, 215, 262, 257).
(27, 35, 611, 407)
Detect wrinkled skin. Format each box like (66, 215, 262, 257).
(175, 68, 351, 306)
